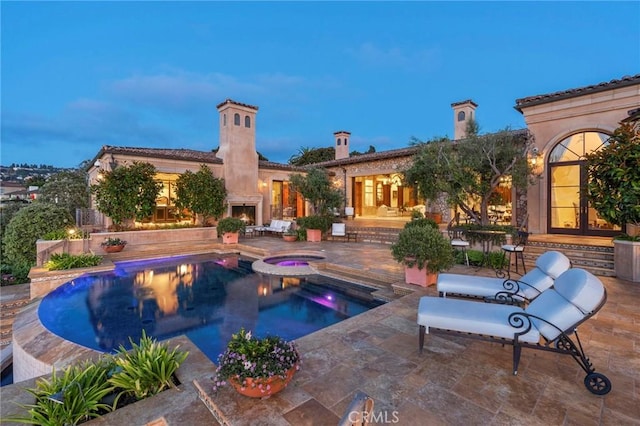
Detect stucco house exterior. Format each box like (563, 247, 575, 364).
(87, 74, 640, 237)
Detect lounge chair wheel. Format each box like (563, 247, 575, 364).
(584, 372, 611, 395)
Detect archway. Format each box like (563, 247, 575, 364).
(547, 131, 621, 236)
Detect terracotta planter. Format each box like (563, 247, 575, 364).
(283, 235, 297, 242)
(404, 264, 437, 287)
(222, 232, 239, 244)
(102, 245, 126, 253)
(228, 366, 297, 398)
(306, 229, 322, 242)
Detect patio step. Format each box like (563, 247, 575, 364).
(524, 241, 615, 277)
(0, 297, 31, 348)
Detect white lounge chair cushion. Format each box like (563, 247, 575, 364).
(552, 268, 605, 314)
(417, 297, 540, 344)
(436, 251, 570, 299)
(451, 239, 470, 247)
(501, 244, 524, 252)
(535, 251, 572, 279)
(332, 223, 346, 236)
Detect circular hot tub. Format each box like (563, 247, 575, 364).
(252, 252, 326, 276)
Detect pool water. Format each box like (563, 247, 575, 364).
(38, 254, 384, 362)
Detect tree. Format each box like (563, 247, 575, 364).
(2, 202, 74, 267)
(404, 126, 534, 226)
(174, 164, 227, 226)
(289, 168, 342, 215)
(288, 147, 335, 166)
(25, 175, 46, 187)
(38, 170, 90, 218)
(586, 121, 640, 235)
(91, 162, 162, 230)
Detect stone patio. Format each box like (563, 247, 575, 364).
(1, 234, 639, 425)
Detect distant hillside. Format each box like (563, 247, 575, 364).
(0, 164, 76, 183)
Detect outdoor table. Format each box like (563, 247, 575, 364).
(466, 229, 506, 267)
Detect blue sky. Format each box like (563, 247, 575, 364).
(2, 1, 639, 168)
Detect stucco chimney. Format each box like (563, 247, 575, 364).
(451, 100, 478, 140)
(334, 130, 351, 160)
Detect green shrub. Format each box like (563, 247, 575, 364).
(45, 253, 103, 271)
(42, 228, 88, 241)
(296, 215, 333, 233)
(5, 360, 115, 425)
(108, 331, 188, 401)
(216, 217, 246, 235)
(0, 200, 28, 237)
(1, 260, 32, 285)
(2, 203, 74, 268)
(404, 217, 438, 230)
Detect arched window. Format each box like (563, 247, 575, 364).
(549, 131, 609, 163)
(234, 113, 240, 126)
(457, 111, 465, 122)
(245, 116, 251, 128)
(344, 138, 348, 146)
(223, 114, 227, 126)
(337, 138, 342, 146)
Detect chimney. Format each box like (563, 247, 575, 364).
(334, 130, 351, 160)
(451, 100, 478, 140)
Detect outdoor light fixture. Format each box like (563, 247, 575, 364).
(47, 382, 85, 406)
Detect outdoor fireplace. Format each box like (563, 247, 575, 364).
(232, 205, 256, 225)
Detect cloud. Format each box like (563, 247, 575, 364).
(347, 42, 440, 72)
(108, 70, 309, 113)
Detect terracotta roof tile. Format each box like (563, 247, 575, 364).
(215, 98, 259, 110)
(515, 74, 640, 112)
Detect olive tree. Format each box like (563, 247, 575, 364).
(289, 168, 342, 215)
(91, 162, 162, 230)
(405, 124, 535, 226)
(38, 170, 90, 218)
(586, 121, 640, 237)
(174, 165, 227, 226)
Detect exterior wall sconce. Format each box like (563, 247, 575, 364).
(529, 148, 544, 177)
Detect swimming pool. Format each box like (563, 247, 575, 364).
(38, 254, 384, 362)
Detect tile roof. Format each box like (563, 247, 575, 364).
(94, 145, 305, 172)
(215, 98, 259, 110)
(515, 74, 640, 112)
(451, 99, 478, 107)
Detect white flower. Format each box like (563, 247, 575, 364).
(245, 331, 252, 340)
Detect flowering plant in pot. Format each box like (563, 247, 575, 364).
(390, 222, 454, 286)
(101, 237, 127, 252)
(211, 328, 301, 398)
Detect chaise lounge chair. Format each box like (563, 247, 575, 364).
(437, 250, 571, 304)
(418, 268, 611, 395)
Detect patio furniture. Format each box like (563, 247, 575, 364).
(418, 268, 611, 395)
(447, 220, 469, 266)
(329, 223, 357, 242)
(501, 230, 530, 275)
(255, 220, 293, 235)
(437, 250, 571, 304)
(467, 229, 506, 268)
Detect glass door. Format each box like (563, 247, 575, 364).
(547, 131, 621, 236)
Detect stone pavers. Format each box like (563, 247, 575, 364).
(2, 233, 639, 425)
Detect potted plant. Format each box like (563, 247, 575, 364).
(216, 217, 246, 244)
(211, 328, 301, 398)
(390, 222, 454, 287)
(282, 229, 298, 242)
(586, 121, 640, 282)
(296, 215, 332, 242)
(101, 237, 127, 253)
